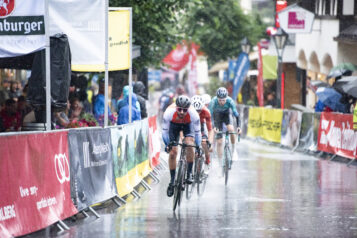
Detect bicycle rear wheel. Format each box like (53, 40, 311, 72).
(173, 160, 185, 211)
(197, 156, 207, 196)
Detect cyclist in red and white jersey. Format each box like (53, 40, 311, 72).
(191, 95, 213, 166)
(162, 95, 202, 197)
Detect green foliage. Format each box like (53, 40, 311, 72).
(182, 0, 267, 66)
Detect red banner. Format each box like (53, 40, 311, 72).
(0, 132, 78, 237)
(317, 112, 357, 159)
(257, 42, 264, 107)
(275, 0, 287, 27)
(148, 116, 161, 168)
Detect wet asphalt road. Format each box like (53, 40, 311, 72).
(27, 138, 357, 238)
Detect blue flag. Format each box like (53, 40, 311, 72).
(228, 60, 236, 81)
(223, 70, 228, 81)
(232, 52, 250, 100)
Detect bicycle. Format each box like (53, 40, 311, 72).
(171, 142, 197, 211)
(215, 131, 237, 186)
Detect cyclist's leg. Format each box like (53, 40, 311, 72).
(201, 123, 210, 165)
(183, 124, 195, 182)
(168, 123, 180, 184)
(213, 112, 224, 159)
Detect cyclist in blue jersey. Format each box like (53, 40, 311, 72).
(209, 87, 241, 161)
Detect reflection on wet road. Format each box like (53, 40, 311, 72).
(34, 139, 357, 237)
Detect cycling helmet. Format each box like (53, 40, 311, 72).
(192, 100, 203, 111)
(191, 95, 203, 103)
(176, 95, 191, 108)
(216, 87, 228, 99)
(201, 94, 211, 105)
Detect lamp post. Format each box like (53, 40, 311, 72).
(272, 28, 288, 108)
(240, 37, 251, 54)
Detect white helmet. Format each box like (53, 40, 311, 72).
(201, 94, 211, 105)
(192, 100, 203, 111)
(191, 95, 203, 103)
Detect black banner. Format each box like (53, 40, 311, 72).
(68, 128, 117, 210)
(237, 104, 249, 138)
(0, 16, 45, 35)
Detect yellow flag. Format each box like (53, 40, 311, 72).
(72, 10, 130, 72)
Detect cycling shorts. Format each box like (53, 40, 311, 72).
(169, 122, 194, 145)
(213, 111, 233, 139)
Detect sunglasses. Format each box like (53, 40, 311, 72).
(177, 107, 188, 113)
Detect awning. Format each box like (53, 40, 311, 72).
(334, 24, 357, 44)
(208, 61, 229, 74)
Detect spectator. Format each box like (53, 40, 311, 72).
(133, 81, 147, 119)
(0, 99, 21, 132)
(117, 85, 140, 115)
(117, 93, 141, 125)
(93, 80, 112, 119)
(52, 109, 70, 129)
(8, 80, 21, 101)
(17, 96, 32, 124)
(265, 92, 276, 107)
(0, 79, 10, 109)
(69, 97, 84, 122)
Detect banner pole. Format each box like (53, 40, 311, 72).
(104, 0, 109, 127)
(128, 8, 133, 123)
(44, 0, 51, 131)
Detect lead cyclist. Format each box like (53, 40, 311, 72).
(209, 87, 241, 161)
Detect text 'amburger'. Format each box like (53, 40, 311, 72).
(0, 16, 45, 35)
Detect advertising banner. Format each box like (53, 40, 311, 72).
(70, 10, 130, 72)
(148, 116, 161, 168)
(278, 4, 315, 34)
(237, 105, 249, 138)
(257, 42, 264, 106)
(298, 112, 315, 151)
(318, 112, 357, 159)
(111, 121, 149, 197)
(247, 107, 263, 138)
(262, 108, 283, 143)
(0, 132, 77, 237)
(281, 110, 302, 148)
(68, 128, 117, 211)
(262, 55, 277, 79)
(232, 52, 250, 101)
(0, 0, 45, 57)
(49, 0, 105, 70)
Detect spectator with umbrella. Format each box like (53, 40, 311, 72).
(315, 87, 348, 113)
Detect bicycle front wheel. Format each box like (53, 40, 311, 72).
(173, 160, 185, 211)
(224, 146, 230, 186)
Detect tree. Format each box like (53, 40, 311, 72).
(182, 0, 267, 65)
(109, 0, 190, 70)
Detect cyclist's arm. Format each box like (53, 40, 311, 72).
(189, 109, 202, 147)
(228, 98, 240, 127)
(161, 109, 172, 146)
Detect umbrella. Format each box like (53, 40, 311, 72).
(327, 63, 357, 79)
(315, 87, 347, 112)
(340, 78, 357, 98)
(308, 80, 330, 91)
(332, 76, 357, 93)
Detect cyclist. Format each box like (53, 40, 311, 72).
(209, 87, 241, 162)
(201, 94, 212, 108)
(191, 95, 213, 166)
(162, 95, 202, 197)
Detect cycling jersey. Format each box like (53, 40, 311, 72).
(198, 106, 212, 131)
(162, 106, 202, 147)
(209, 96, 240, 128)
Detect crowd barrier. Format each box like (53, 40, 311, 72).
(0, 116, 161, 237)
(238, 105, 357, 161)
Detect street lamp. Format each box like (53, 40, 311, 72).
(272, 28, 288, 108)
(240, 37, 251, 54)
